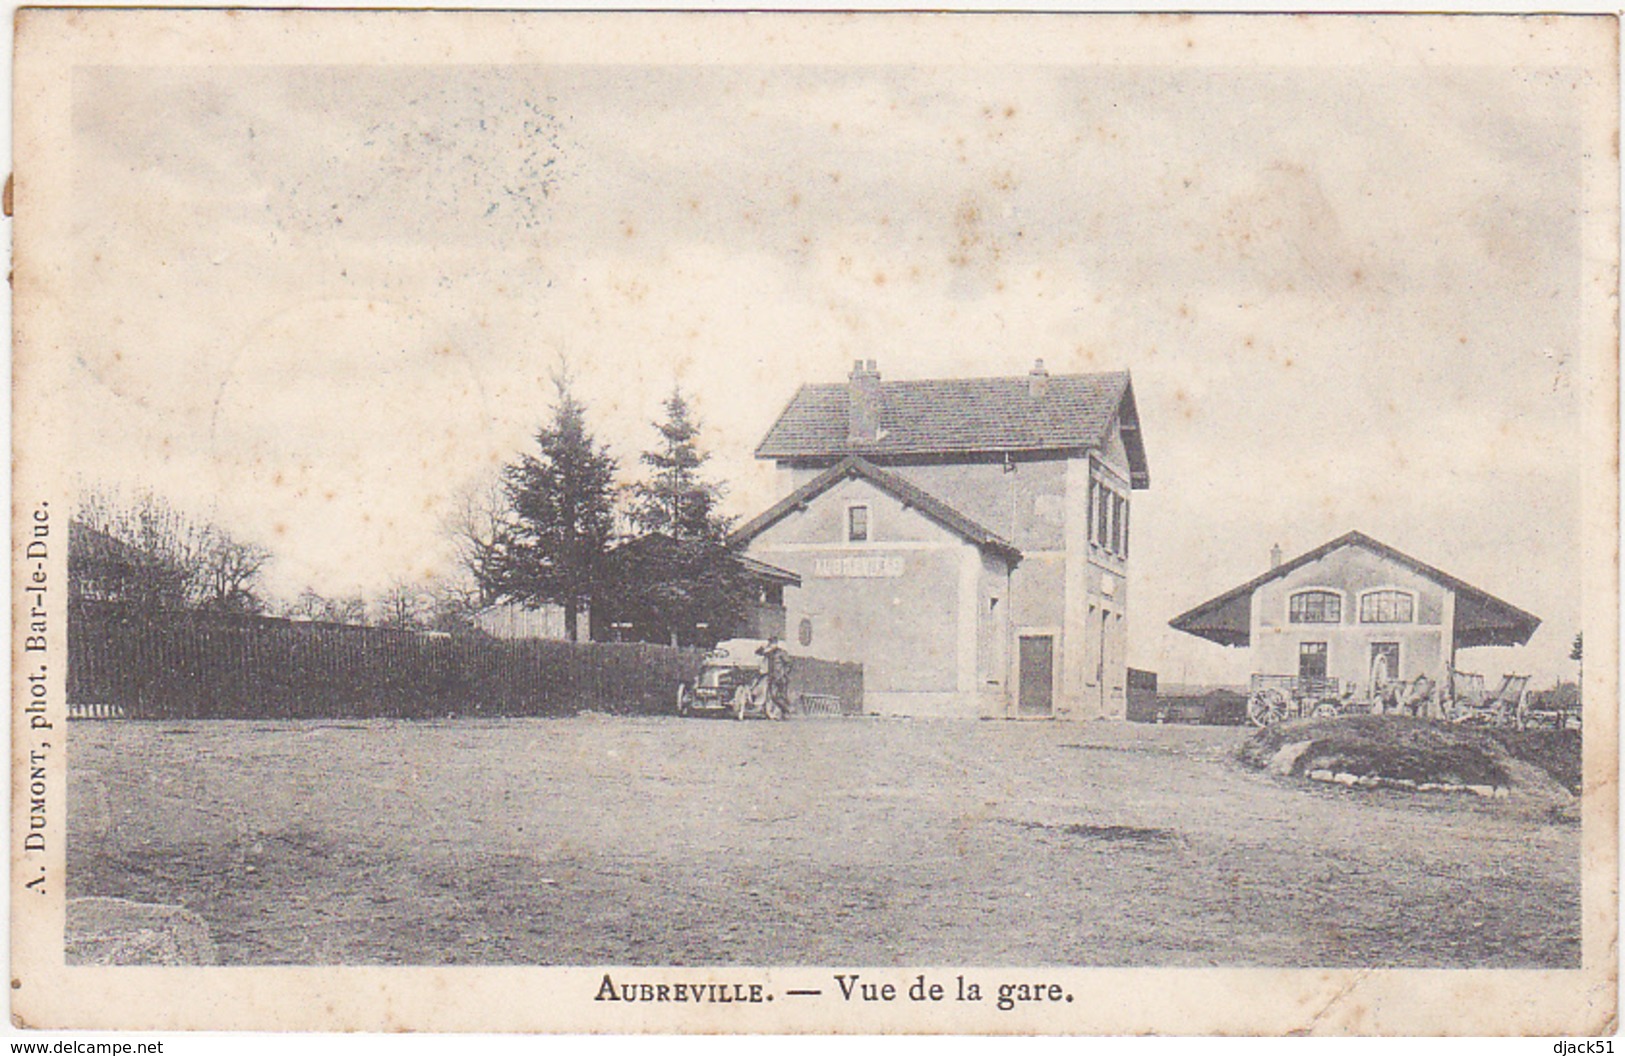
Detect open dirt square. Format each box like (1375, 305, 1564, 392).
(67, 716, 1580, 967)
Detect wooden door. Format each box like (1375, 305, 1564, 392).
(1298, 641, 1328, 681)
(1097, 609, 1109, 716)
(1018, 635, 1054, 716)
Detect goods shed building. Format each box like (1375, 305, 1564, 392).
(1169, 531, 1541, 695)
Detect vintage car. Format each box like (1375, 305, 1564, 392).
(677, 638, 785, 720)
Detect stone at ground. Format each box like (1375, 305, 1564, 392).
(1497, 758, 1576, 813)
(1267, 740, 1312, 776)
(67, 897, 217, 966)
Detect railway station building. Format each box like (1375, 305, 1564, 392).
(731, 359, 1149, 720)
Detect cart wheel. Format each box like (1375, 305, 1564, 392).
(676, 683, 692, 718)
(1311, 701, 1339, 720)
(1247, 688, 1290, 727)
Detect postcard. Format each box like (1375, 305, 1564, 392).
(11, 9, 1618, 1034)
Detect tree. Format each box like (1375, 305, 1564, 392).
(71, 490, 271, 614)
(375, 580, 432, 631)
(289, 588, 331, 621)
(630, 387, 725, 540)
(423, 574, 484, 636)
(448, 478, 509, 608)
(1571, 632, 1584, 706)
(609, 387, 754, 646)
(604, 534, 755, 647)
(482, 372, 619, 642)
(195, 528, 272, 614)
(289, 588, 368, 625)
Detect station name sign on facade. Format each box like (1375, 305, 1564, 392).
(814, 555, 905, 579)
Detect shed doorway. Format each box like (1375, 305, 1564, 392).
(1018, 635, 1055, 716)
(1370, 642, 1400, 685)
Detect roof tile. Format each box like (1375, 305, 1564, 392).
(756, 371, 1132, 459)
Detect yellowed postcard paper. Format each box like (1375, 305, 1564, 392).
(10, 9, 1619, 1035)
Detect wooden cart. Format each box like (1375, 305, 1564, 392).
(1246, 674, 1365, 727)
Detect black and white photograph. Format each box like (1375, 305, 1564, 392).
(10, 9, 1618, 1036)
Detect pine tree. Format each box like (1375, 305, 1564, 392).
(631, 387, 726, 542)
(486, 372, 618, 642)
(612, 387, 752, 646)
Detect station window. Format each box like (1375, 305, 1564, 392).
(1289, 590, 1342, 624)
(1359, 590, 1415, 624)
(846, 504, 869, 543)
(1089, 470, 1130, 560)
(798, 618, 813, 648)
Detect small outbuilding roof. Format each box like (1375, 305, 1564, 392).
(729, 455, 1022, 563)
(730, 552, 803, 587)
(609, 532, 802, 588)
(755, 369, 1149, 488)
(1169, 531, 1541, 650)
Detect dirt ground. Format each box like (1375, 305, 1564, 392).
(67, 715, 1580, 967)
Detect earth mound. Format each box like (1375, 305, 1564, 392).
(1238, 716, 1579, 812)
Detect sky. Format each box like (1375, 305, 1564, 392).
(66, 50, 1597, 685)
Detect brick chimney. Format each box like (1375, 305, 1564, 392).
(848, 359, 882, 445)
(1270, 543, 1283, 569)
(1028, 358, 1049, 397)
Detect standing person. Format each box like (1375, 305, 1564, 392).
(1369, 651, 1392, 714)
(757, 636, 794, 719)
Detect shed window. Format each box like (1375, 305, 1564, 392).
(1289, 590, 1342, 624)
(846, 505, 869, 543)
(1360, 590, 1415, 624)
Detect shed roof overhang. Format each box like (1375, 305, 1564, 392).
(1168, 593, 1252, 647)
(1452, 589, 1541, 649)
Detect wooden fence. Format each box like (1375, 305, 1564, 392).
(785, 656, 866, 717)
(67, 601, 863, 720)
